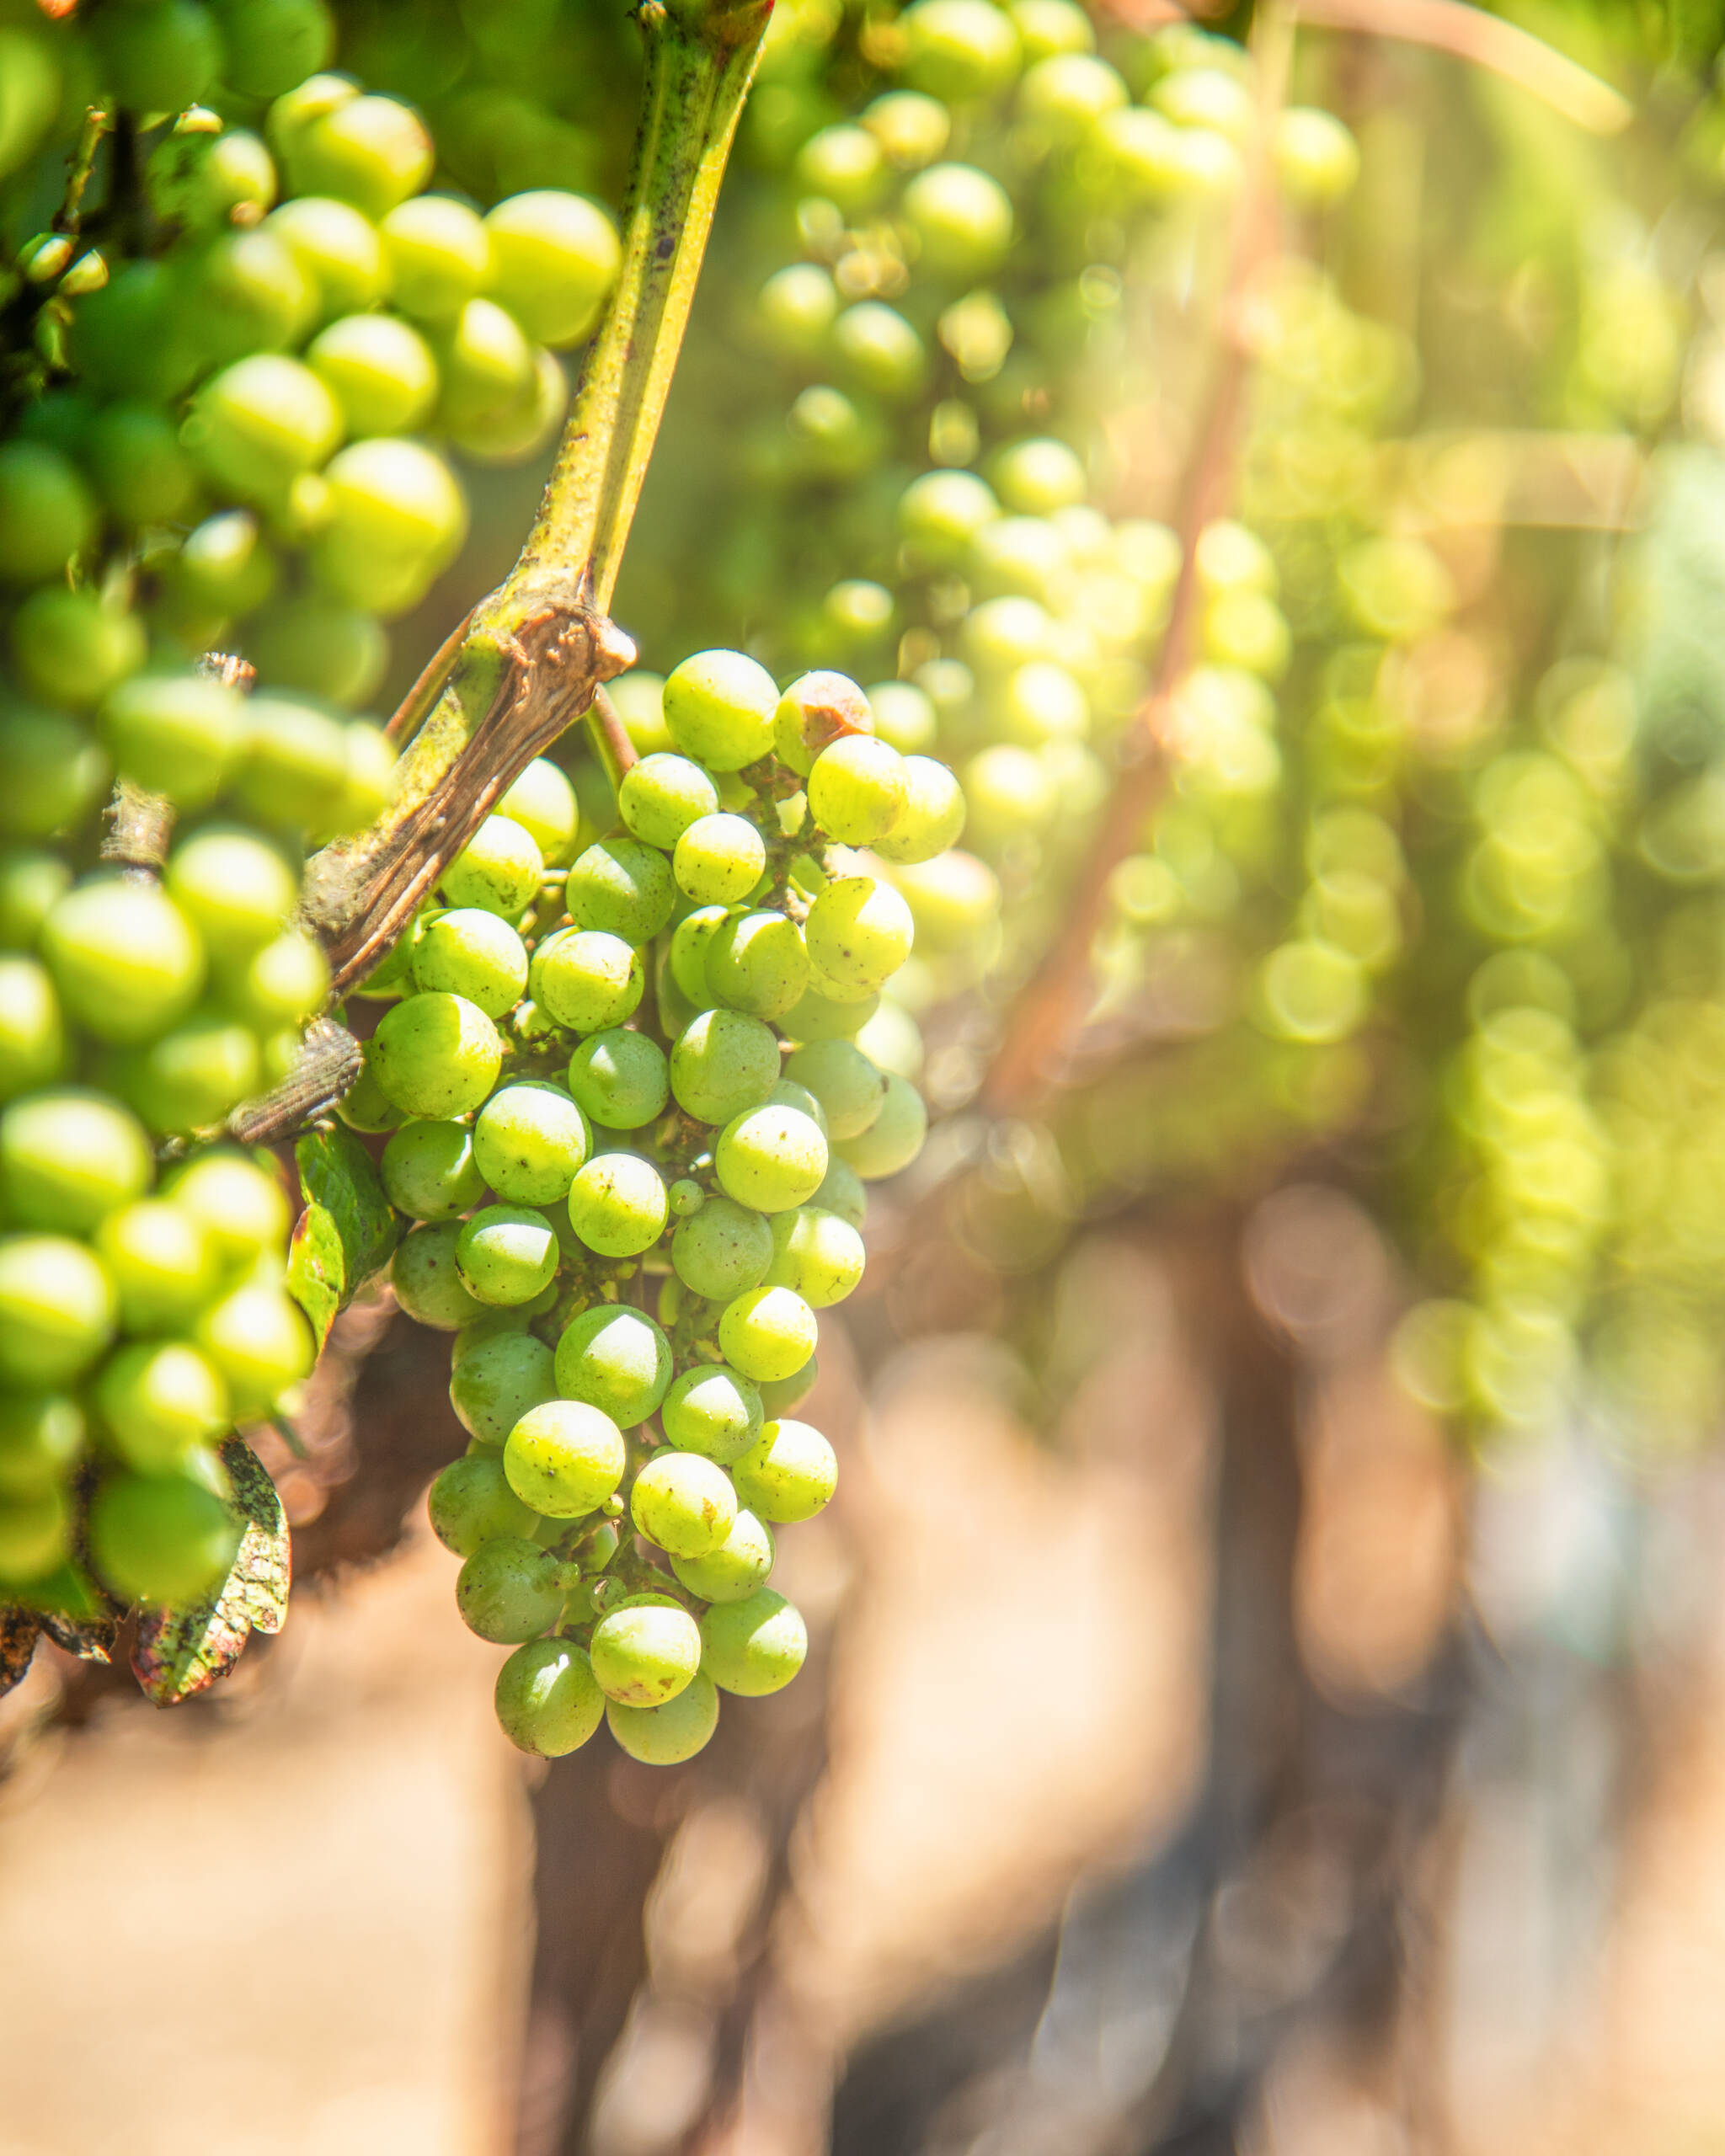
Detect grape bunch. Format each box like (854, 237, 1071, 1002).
(376, 652, 959, 1764)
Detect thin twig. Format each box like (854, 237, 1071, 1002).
(587, 684, 640, 792)
(53, 104, 111, 235)
(383, 605, 474, 744)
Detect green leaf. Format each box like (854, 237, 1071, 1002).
(288, 1124, 398, 1351)
(130, 1437, 291, 1707)
(0, 1609, 40, 1700)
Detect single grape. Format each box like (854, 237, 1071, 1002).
(901, 163, 1014, 276)
(336, 1055, 403, 1135)
(899, 0, 1022, 99)
(990, 435, 1087, 515)
(457, 1205, 560, 1308)
(660, 1362, 762, 1465)
(410, 908, 528, 1017)
(91, 0, 222, 116)
(428, 1451, 540, 1556)
(531, 929, 643, 1033)
(618, 748, 718, 850)
(567, 1152, 668, 1258)
(11, 589, 147, 712)
(311, 437, 467, 616)
(782, 981, 879, 1043)
(88, 1464, 238, 1605)
(759, 1353, 819, 1419)
(264, 195, 389, 319)
(809, 1153, 867, 1230)
(897, 468, 999, 568)
(0, 1088, 152, 1234)
(0, 443, 97, 586)
(784, 1040, 885, 1140)
(0, 707, 108, 843)
(88, 1199, 212, 1335)
(378, 194, 489, 320)
(731, 1417, 837, 1524)
(662, 649, 777, 771)
(1017, 51, 1127, 140)
(449, 1327, 557, 1446)
(147, 115, 275, 231)
(608, 671, 672, 756)
(700, 1588, 807, 1697)
(494, 1636, 604, 1756)
(112, 1013, 263, 1135)
(606, 1669, 718, 1764)
(393, 1221, 486, 1330)
(664, 908, 727, 1008)
(765, 1208, 864, 1308)
(670, 1195, 772, 1302)
(705, 910, 809, 1022)
(307, 311, 439, 436)
(0, 958, 63, 1102)
(434, 296, 536, 430)
(371, 991, 502, 1119)
(670, 1508, 775, 1604)
(94, 1340, 229, 1472)
(553, 1303, 671, 1426)
(772, 671, 874, 777)
(674, 814, 766, 906)
(866, 682, 937, 755)
(757, 263, 839, 356)
(567, 1027, 669, 1130)
(195, 1282, 313, 1419)
(504, 1398, 625, 1518)
(228, 695, 352, 833)
(181, 227, 318, 368)
(0, 1486, 68, 1583)
(767, 1076, 827, 1135)
(184, 354, 343, 505)
(162, 1148, 288, 1271)
(284, 92, 434, 219)
(718, 1286, 819, 1385)
(836, 1071, 928, 1178)
(455, 1534, 563, 1643)
(218, 0, 336, 98)
(631, 1451, 737, 1561)
(473, 1081, 590, 1206)
(485, 189, 621, 347)
(380, 1118, 486, 1221)
(714, 1103, 827, 1214)
(0, 1393, 84, 1500)
(165, 828, 297, 960)
(833, 301, 927, 398)
(804, 875, 915, 994)
(499, 757, 579, 864)
(437, 814, 542, 919)
(669, 1178, 705, 1218)
(869, 756, 966, 864)
(796, 122, 889, 211)
(0, 850, 72, 947)
(565, 835, 676, 942)
(590, 1593, 702, 1705)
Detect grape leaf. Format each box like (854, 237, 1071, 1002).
(131, 1437, 291, 1707)
(288, 1123, 398, 1350)
(0, 1609, 40, 1700)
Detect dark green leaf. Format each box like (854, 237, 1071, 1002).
(288, 1124, 398, 1349)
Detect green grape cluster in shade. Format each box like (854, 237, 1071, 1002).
(377, 651, 959, 1764)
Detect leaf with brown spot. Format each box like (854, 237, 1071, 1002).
(131, 1438, 291, 1705)
(289, 1124, 398, 1351)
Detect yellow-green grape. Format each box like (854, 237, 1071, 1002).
(808, 736, 908, 846)
(411, 908, 529, 1017)
(473, 1081, 590, 1207)
(796, 122, 889, 212)
(666, 906, 729, 1007)
(662, 648, 778, 771)
(307, 312, 439, 435)
(0, 848, 73, 946)
(630, 1450, 737, 1561)
(566, 1027, 669, 1129)
(764, 1207, 864, 1308)
(705, 909, 809, 1021)
(862, 87, 951, 167)
(1000, 661, 1087, 746)
(900, 163, 1014, 277)
(606, 1670, 718, 1764)
(759, 1353, 819, 1418)
(866, 681, 937, 755)
(393, 1221, 486, 1331)
(660, 1362, 763, 1464)
(494, 1636, 605, 1756)
(184, 353, 342, 505)
(700, 1588, 807, 1696)
(804, 875, 915, 994)
(782, 981, 879, 1043)
(898, 0, 1022, 100)
(0, 1235, 116, 1387)
(768, 1075, 827, 1135)
(93, 1341, 228, 1472)
(449, 1327, 557, 1446)
(92, 1199, 216, 1334)
(429, 1452, 540, 1556)
(0, 709, 104, 844)
(230, 696, 351, 832)
(715, 1102, 828, 1213)
(371, 992, 503, 1118)
(0, 958, 63, 1102)
(1017, 51, 1127, 141)
(183, 227, 318, 369)
(833, 302, 927, 399)
(729, 1412, 837, 1525)
(990, 436, 1086, 516)
(565, 836, 676, 942)
(0, 1090, 152, 1234)
(11, 589, 147, 712)
(869, 756, 966, 865)
(41, 878, 204, 1044)
(567, 1151, 669, 1257)
(757, 264, 838, 357)
(483, 189, 621, 348)
(898, 468, 999, 568)
(195, 1280, 313, 1418)
(310, 437, 467, 616)
(674, 814, 766, 905)
(163, 1148, 289, 1273)
(1151, 64, 1255, 143)
(111, 1014, 262, 1135)
(455, 1534, 563, 1643)
(434, 296, 535, 430)
(503, 1397, 625, 1518)
(607, 671, 671, 757)
(380, 195, 491, 322)
(836, 1070, 927, 1179)
(265, 195, 390, 320)
(773, 670, 874, 778)
(530, 928, 643, 1034)
(670, 1508, 774, 1603)
(553, 1303, 671, 1425)
(498, 758, 579, 865)
(670, 1008, 780, 1123)
(0, 443, 97, 584)
(809, 1152, 867, 1230)
(1273, 105, 1360, 205)
(888, 851, 999, 955)
(281, 91, 434, 218)
(165, 828, 297, 962)
(222, 928, 328, 1029)
(0, 1394, 84, 1502)
(457, 1204, 560, 1307)
(670, 1195, 773, 1300)
(88, 1469, 239, 1606)
(717, 1285, 819, 1385)
(440, 814, 542, 919)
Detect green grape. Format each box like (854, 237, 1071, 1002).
(836, 1070, 927, 1178)
(91, 0, 222, 115)
(0, 850, 72, 947)
(264, 195, 389, 320)
(590, 1593, 701, 1705)
(862, 88, 952, 166)
(10, 589, 147, 712)
(621, 753, 719, 851)
(40, 878, 204, 1046)
(782, 1039, 884, 1139)
(65, 262, 200, 403)
(184, 355, 343, 505)
(1011, 0, 1092, 56)
(1272, 104, 1360, 204)
(631, 1450, 737, 1560)
(822, 579, 895, 649)
(731, 1416, 836, 1523)
(455, 1534, 563, 1643)
(674, 815, 766, 907)
(504, 1397, 624, 1517)
(449, 1327, 557, 1445)
(608, 671, 672, 756)
(393, 1220, 486, 1330)
(757, 263, 838, 356)
(531, 928, 643, 1033)
(284, 92, 435, 219)
(671, 1196, 772, 1300)
(164, 829, 297, 961)
(336, 1054, 403, 1134)
(0, 707, 108, 841)
(660, 1362, 762, 1464)
(714, 1101, 827, 1214)
(434, 296, 536, 430)
(898, 468, 999, 567)
(669, 1177, 704, 1217)
(494, 1637, 604, 1756)
(804, 875, 915, 994)
(718, 1285, 818, 1385)
(380, 1118, 486, 1220)
(809, 1154, 866, 1230)
(999, 660, 1087, 746)
(788, 385, 885, 478)
(899, 0, 1021, 97)
(380, 195, 492, 322)
(768, 1075, 826, 1135)
(808, 736, 908, 846)
(311, 438, 467, 616)
(112, 1013, 262, 1134)
(985, 438, 1087, 520)
(146, 120, 278, 232)
(88, 1467, 238, 1604)
(759, 1353, 819, 1418)
(705, 910, 809, 1022)
(0, 1486, 68, 1583)
(553, 1303, 671, 1425)
(91, 1201, 213, 1340)
(0, 1233, 115, 1389)
(499, 758, 579, 864)
(782, 981, 879, 1043)
(662, 649, 777, 772)
(0, 443, 97, 584)
(410, 908, 528, 1017)
(870, 756, 965, 865)
(1018, 52, 1127, 140)
(606, 1669, 718, 1764)
(796, 122, 889, 211)
(183, 227, 317, 367)
(667, 905, 730, 1006)
(900, 163, 1014, 277)
(94, 1340, 229, 1472)
(773, 670, 874, 778)
(484, 189, 620, 348)
(265, 72, 358, 157)
(227, 696, 350, 832)
(765, 1207, 864, 1307)
(567, 1027, 669, 1130)
(670, 1508, 773, 1603)
(567, 1151, 668, 1257)
(700, 1588, 807, 1697)
(0, 1394, 83, 1500)
(452, 344, 567, 466)
(833, 302, 926, 398)
(0, 958, 65, 1101)
(100, 672, 243, 813)
(195, 1282, 312, 1418)
(429, 1451, 540, 1556)
(221, 930, 328, 1027)
(216, 0, 336, 99)
(160, 510, 279, 630)
(371, 991, 503, 1118)
(163, 1148, 288, 1271)
(457, 1204, 560, 1307)
(473, 1081, 590, 1206)
(307, 312, 439, 435)
(889, 850, 998, 953)
(565, 835, 676, 942)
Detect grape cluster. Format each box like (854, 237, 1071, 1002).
(381, 653, 956, 1764)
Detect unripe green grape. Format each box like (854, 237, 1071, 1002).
(731, 1416, 836, 1523)
(759, 1353, 819, 1419)
(765, 1207, 863, 1308)
(773, 673, 873, 780)
(989, 436, 1087, 517)
(565, 835, 676, 942)
(671, 1508, 774, 1604)
(227, 696, 348, 832)
(380, 1118, 487, 1220)
(606, 1669, 718, 1764)
(554, 1303, 671, 1426)
(1204, 590, 1290, 679)
(474, 1081, 590, 1207)
(410, 907, 528, 1017)
(182, 227, 316, 366)
(788, 385, 885, 478)
(244, 596, 387, 710)
(468, 189, 612, 349)
(195, 1281, 312, 1417)
(718, 1285, 818, 1385)
(822, 580, 895, 651)
(1151, 64, 1255, 141)
(89, 1468, 238, 1605)
(161, 510, 279, 630)
(264, 195, 388, 320)
(674, 814, 766, 906)
(449, 1327, 557, 1445)
(701, 1588, 806, 1697)
(804, 875, 914, 993)
(433, 296, 535, 430)
(285, 93, 434, 219)
(0, 707, 108, 841)
(795, 122, 889, 211)
(662, 649, 777, 772)
(99, 672, 243, 811)
(0, 850, 72, 948)
(112, 1013, 261, 1134)
(566, 1027, 668, 1131)
(767, 1075, 826, 1135)
(393, 1220, 485, 1330)
(335, 1052, 402, 1134)
(0, 958, 65, 1101)
(669, 1178, 704, 1218)
(504, 1397, 624, 1517)
(185, 355, 342, 506)
(860, 684, 932, 758)
(307, 312, 438, 436)
(94, 1340, 229, 1472)
(371, 991, 502, 1118)
(808, 735, 908, 846)
(589, 1593, 699, 1705)
(898, 470, 999, 569)
(146, 120, 277, 230)
(836, 1070, 927, 1178)
(42, 878, 204, 1045)
(457, 1204, 559, 1307)
(499, 758, 579, 865)
(901, 163, 1014, 277)
(567, 1151, 668, 1258)
(757, 263, 837, 357)
(782, 981, 879, 1043)
(1011, 0, 1092, 56)
(0, 444, 97, 585)
(705, 910, 809, 1022)
(998, 660, 1087, 747)
(531, 929, 643, 1033)
(65, 261, 200, 403)
(216, 0, 335, 98)
(660, 1362, 763, 1464)
(495, 1636, 604, 1755)
(312, 437, 467, 616)
(0, 1393, 83, 1501)
(264, 72, 358, 158)
(455, 1533, 562, 1643)
(860, 89, 948, 169)
(665, 906, 729, 1007)
(621, 753, 719, 851)
(0, 1486, 69, 1582)
(10, 590, 147, 712)
(325, 720, 397, 839)
(899, 0, 1021, 99)
(889, 849, 998, 953)
(870, 755, 967, 864)
(969, 515, 1068, 601)
(429, 1449, 540, 1556)
(163, 1148, 288, 1271)
(671, 1194, 772, 1301)
(631, 1451, 736, 1561)
(380, 195, 491, 322)
(92, 0, 222, 115)
(833, 301, 926, 398)
(809, 1154, 867, 1230)
(165, 834, 296, 971)
(670, 1007, 779, 1125)
(221, 928, 328, 1029)
(0, 1233, 116, 1387)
